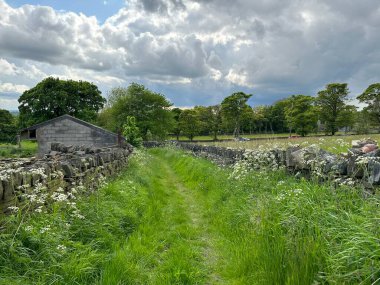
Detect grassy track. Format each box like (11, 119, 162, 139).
(1, 148, 380, 284)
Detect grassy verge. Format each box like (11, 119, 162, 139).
(1, 148, 379, 284)
(0, 141, 38, 158)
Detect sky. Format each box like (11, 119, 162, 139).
(0, 0, 379, 111)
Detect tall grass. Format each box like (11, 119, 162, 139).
(0, 148, 379, 284)
(158, 148, 380, 284)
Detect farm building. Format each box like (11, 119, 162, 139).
(21, 114, 122, 154)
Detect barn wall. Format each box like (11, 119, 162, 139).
(36, 118, 118, 153)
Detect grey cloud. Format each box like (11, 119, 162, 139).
(1, 0, 380, 109)
(139, 0, 185, 13)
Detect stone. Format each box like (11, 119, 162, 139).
(286, 146, 302, 167)
(61, 162, 75, 178)
(368, 160, 380, 185)
(49, 151, 59, 157)
(352, 139, 377, 148)
(362, 144, 378, 154)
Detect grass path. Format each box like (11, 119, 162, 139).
(2, 148, 380, 284)
(99, 149, 225, 284)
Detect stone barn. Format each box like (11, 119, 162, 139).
(21, 114, 122, 154)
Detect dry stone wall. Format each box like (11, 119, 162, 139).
(0, 143, 133, 213)
(143, 140, 380, 189)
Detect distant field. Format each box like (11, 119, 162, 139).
(169, 132, 358, 142)
(169, 133, 291, 141)
(0, 140, 38, 158)
(200, 134, 380, 154)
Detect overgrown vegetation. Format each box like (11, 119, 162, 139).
(1, 148, 379, 284)
(0, 141, 37, 158)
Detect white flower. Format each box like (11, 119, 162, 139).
(57, 244, 67, 251)
(8, 206, 19, 213)
(25, 225, 33, 232)
(40, 225, 50, 233)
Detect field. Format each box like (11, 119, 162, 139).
(1, 148, 379, 284)
(201, 134, 380, 154)
(0, 141, 38, 158)
(168, 132, 359, 142)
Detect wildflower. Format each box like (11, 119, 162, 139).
(40, 225, 51, 233)
(35, 206, 43, 213)
(25, 225, 33, 232)
(57, 244, 67, 251)
(8, 206, 19, 213)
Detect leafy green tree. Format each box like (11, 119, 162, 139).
(284, 95, 317, 137)
(194, 105, 222, 139)
(0, 109, 17, 143)
(208, 105, 222, 140)
(252, 106, 266, 133)
(103, 83, 174, 140)
(316, 83, 349, 135)
(221, 92, 252, 137)
(357, 83, 380, 129)
(270, 99, 289, 133)
(171, 108, 182, 140)
(337, 105, 357, 134)
(179, 109, 201, 141)
(18, 77, 105, 128)
(122, 116, 142, 147)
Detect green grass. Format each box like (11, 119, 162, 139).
(202, 133, 380, 154)
(0, 141, 38, 158)
(169, 132, 358, 141)
(1, 148, 380, 284)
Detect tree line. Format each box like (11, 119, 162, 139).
(1, 77, 380, 144)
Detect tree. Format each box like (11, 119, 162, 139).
(18, 77, 105, 128)
(284, 95, 317, 136)
(336, 105, 357, 134)
(221, 92, 252, 137)
(357, 83, 380, 129)
(122, 116, 142, 147)
(102, 83, 174, 140)
(0, 109, 17, 143)
(316, 83, 349, 135)
(194, 105, 222, 140)
(171, 108, 182, 141)
(179, 109, 201, 141)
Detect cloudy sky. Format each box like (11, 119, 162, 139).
(0, 0, 379, 110)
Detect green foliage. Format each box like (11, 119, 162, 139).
(18, 77, 105, 128)
(0, 141, 37, 158)
(171, 107, 182, 140)
(284, 95, 317, 136)
(316, 83, 350, 135)
(0, 109, 17, 143)
(101, 83, 174, 140)
(179, 109, 201, 141)
(194, 105, 222, 140)
(221, 92, 252, 137)
(122, 116, 142, 147)
(357, 83, 380, 127)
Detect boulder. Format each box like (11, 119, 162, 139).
(368, 160, 380, 185)
(286, 146, 302, 167)
(361, 144, 378, 154)
(60, 162, 75, 178)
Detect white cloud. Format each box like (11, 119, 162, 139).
(0, 0, 380, 108)
(0, 82, 29, 93)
